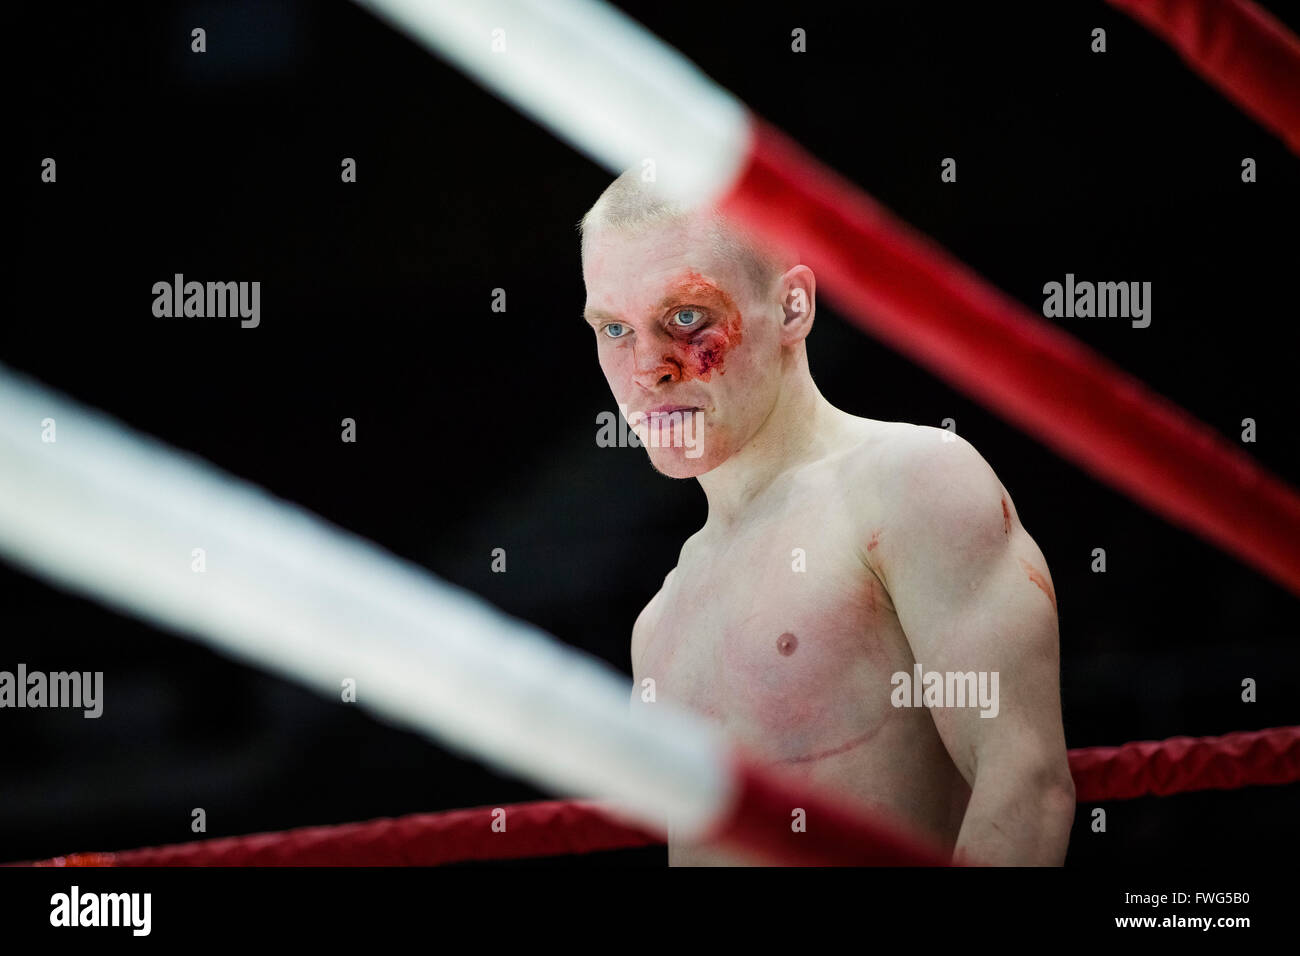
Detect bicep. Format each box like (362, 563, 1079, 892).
(904, 532, 1063, 783)
(880, 440, 1065, 784)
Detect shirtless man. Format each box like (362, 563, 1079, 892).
(580, 172, 1075, 866)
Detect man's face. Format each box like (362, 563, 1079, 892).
(582, 215, 784, 478)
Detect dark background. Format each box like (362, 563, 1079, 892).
(6, 0, 1297, 866)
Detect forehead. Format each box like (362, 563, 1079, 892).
(582, 218, 746, 316)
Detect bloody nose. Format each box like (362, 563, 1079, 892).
(631, 345, 682, 388)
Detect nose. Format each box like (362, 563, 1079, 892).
(630, 340, 681, 389)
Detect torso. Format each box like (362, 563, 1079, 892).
(631, 425, 971, 865)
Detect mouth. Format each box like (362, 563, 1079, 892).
(643, 404, 701, 419)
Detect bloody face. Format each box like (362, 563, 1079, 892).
(582, 215, 784, 478)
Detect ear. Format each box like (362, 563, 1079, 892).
(778, 265, 816, 344)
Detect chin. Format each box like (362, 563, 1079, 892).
(645, 444, 728, 479)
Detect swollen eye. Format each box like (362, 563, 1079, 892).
(673, 309, 702, 328)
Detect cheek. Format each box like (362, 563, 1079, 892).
(675, 309, 744, 382)
(599, 346, 662, 406)
(597, 349, 629, 394)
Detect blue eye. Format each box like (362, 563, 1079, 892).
(673, 309, 702, 328)
(603, 323, 628, 339)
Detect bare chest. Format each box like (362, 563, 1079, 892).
(636, 507, 910, 765)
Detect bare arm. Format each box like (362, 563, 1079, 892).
(871, 431, 1074, 865)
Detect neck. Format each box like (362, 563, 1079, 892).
(696, 355, 843, 526)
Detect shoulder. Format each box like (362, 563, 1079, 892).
(871, 424, 1002, 509)
(628, 527, 707, 670)
(835, 420, 999, 505)
(840, 422, 1013, 574)
(630, 567, 676, 672)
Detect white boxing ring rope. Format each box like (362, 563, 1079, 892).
(352, 0, 753, 205)
(0, 365, 731, 840)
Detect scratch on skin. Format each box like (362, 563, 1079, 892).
(866, 529, 881, 552)
(1001, 496, 1011, 535)
(781, 725, 882, 765)
(1019, 557, 1057, 611)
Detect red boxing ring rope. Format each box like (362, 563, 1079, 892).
(1106, 0, 1300, 154)
(21, 726, 1298, 868)
(28, 800, 662, 869)
(1070, 724, 1300, 801)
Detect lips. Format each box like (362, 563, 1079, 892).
(644, 404, 700, 417)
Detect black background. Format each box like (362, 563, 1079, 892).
(6, 0, 1298, 866)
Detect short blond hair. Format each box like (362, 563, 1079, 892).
(579, 169, 787, 297)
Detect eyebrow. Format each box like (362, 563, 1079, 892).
(583, 283, 721, 326)
(582, 307, 619, 326)
(658, 287, 721, 311)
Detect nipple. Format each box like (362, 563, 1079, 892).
(776, 632, 798, 656)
